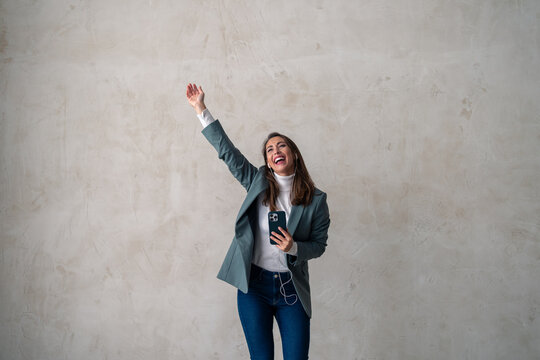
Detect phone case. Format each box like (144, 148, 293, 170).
(268, 211, 286, 245)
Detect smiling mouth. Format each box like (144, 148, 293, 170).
(274, 156, 285, 165)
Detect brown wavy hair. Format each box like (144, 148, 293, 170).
(262, 132, 315, 211)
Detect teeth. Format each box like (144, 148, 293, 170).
(274, 157, 284, 164)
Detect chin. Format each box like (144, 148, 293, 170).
(276, 167, 294, 176)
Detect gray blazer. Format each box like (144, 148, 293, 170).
(202, 120, 330, 318)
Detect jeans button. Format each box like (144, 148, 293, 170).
(274, 274, 278, 278)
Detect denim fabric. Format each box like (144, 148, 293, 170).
(237, 264, 310, 360)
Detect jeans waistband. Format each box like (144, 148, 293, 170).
(250, 263, 290, 278)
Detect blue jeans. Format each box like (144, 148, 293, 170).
(237, 264, 310, 360)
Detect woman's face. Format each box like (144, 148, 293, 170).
(265, 136, 295, 176)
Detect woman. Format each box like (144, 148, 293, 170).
(186, 83, 330, 360)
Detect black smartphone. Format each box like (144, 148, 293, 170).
(268, 211, 286, 245)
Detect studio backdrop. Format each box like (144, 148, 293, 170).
(0, 1, 539, 359)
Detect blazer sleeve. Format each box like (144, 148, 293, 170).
(294, 192, 331, 262)
(202, 120, 258, 191)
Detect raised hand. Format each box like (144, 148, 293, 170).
(186, 83, 206, 114)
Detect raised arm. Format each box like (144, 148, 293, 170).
(186, 83, 258, 191)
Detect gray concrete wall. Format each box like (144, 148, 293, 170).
(1, 1, 539, 359)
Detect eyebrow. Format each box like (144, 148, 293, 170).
(266, 141, 286, 150)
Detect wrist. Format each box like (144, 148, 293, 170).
(194, 103, 207, 115)
(286, 241, 298, 255)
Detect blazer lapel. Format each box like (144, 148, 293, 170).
(287, 205, 304, 237)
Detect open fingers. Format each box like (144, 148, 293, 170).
(186, 83, 194, 97)
(186, 83, 197, 94)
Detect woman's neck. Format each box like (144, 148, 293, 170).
(274, 172, 294, 191)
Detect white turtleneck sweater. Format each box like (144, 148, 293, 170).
(198, 109, 297, 272)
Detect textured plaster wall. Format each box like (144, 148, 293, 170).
(1, 1, 539, 359)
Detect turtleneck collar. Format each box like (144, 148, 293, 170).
(274, 172, 295, 192)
